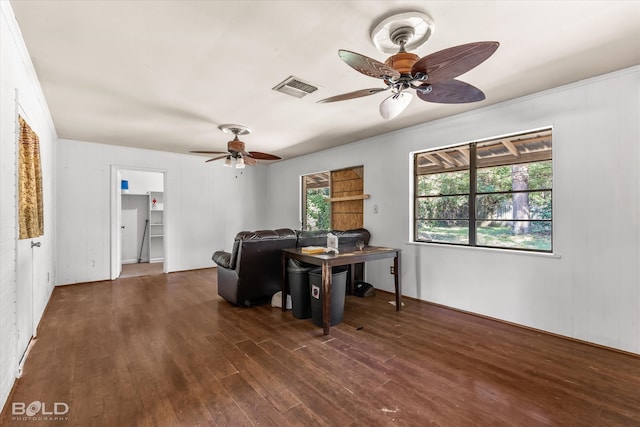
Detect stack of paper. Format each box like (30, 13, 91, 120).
(301, 246, 325, 254)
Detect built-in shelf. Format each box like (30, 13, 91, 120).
(328, 194, 370, 202)
(148, 191, 164, 263)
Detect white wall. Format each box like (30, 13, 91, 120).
(56, 139, 267, 284)
(120, 169, 163, 194)
(0, 1, 57, 413)
(265, 67, 640, 354)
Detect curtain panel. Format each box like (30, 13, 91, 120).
(18, 115, 44, 239)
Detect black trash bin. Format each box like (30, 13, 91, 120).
(287, 259, 313, 319)
(308, 267, 348, 327)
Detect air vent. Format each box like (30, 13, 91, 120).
(272, 76, 320, 98)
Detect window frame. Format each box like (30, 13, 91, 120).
(412, 128, 553, 253)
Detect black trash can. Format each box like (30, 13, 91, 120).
(287, 260, 313, 319)
(308, 267, 348, 327)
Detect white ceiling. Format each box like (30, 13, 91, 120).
(9, 1, 640, 161)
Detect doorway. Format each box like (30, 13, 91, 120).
(110, 167, 167, 279)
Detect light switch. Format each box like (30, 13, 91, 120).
(373, 204, 379, 214)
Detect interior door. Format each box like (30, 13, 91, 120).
(121, 195, 148, 263)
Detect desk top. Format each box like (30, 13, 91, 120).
(283, 245, 400, 266)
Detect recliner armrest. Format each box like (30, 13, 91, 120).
(212, 251, 232, 269)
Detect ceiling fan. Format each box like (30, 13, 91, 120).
(318, 12, 499, 120)
(189, 124, 281, 168)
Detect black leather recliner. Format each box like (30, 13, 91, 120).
(213, 229, 297, 306)
(212, 228, 371, 306)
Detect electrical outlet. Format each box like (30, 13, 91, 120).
(390, 266, 395, 274)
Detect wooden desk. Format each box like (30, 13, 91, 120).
(281, 246, 401, 335)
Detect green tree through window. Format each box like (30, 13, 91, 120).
(306, 187, 330, 230)
(414, 128, 553, 252)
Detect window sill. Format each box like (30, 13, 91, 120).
(405, 241, 561, 259)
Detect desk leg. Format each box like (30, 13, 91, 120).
(349, 264, 355, 295)
(394, 252, 401, 311)
(322, 262, 332, 335)
(281, 253, 288, 312)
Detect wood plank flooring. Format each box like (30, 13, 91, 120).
(119, 262, 164, 279)
(1, 268, 639, 426)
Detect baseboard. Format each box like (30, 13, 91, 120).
(376, 290, 640, 359)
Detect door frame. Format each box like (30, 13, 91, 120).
(15, 98, 38, 374)
(110, 166, 168, 279)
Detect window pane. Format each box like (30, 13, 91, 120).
(417, 196, 469, 219)
(476, 191, 552, 220)
(416, 147, 470, 175)
(417, 220, 469, 244)
(476, 220, 552, 251)
(417, 171, 469, 196)
(477, 161, 552, 192)
(476, 129, 552, 168)
(305, 187, 330, 230)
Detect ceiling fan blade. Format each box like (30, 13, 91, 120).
(317, 87, 389, 103)
(338, 50, 401, 80)
(411, 42, 499, 84)
(190, 150, 227, 154)
(205, 155, 229, 163)
(244, 156, 258, 166)
(417, 80, 485, 104)
(379, 92, 413, 120)
(248, 151, 281, 160)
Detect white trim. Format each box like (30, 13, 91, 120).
(404, 241, 561, 259)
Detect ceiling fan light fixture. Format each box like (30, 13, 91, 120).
(379, 92, 413, 120)
(223, 156, 233, 167)
(235, 156, 245, 169)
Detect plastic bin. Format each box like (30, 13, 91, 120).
(287, 261, 313, 319)
(308, 267, 348, 327)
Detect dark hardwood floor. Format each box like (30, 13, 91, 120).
(2, 268, 639, 426)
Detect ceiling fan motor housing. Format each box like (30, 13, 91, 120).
(228, 138, 245, 154)
(384, 51, 419, 75)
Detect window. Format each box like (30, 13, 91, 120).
(301, 166, 366, 231)
(302, 172, 330, 230)
(414, 128, 552, 252)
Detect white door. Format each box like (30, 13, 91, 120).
(121, 207, 138, 263)
(16, 238, 37, 366)
(121, 195, 147, 263)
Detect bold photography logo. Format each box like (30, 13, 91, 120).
(12, 401, 69, 421)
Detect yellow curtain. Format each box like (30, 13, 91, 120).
(18, 115, 44, 239)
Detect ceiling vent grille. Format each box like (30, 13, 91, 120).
(273, 76, 320, 98)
